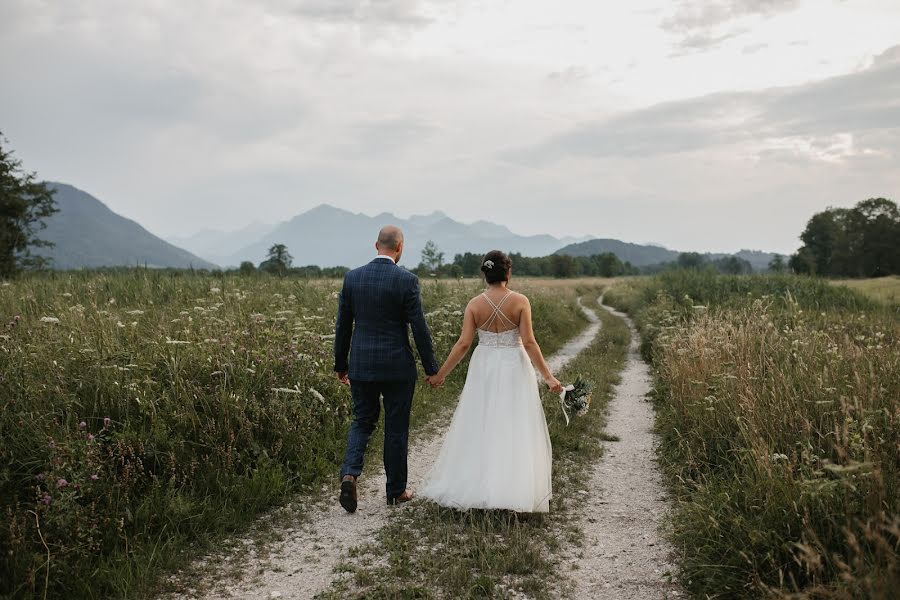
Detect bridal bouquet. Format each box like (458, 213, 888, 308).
(559, 376, 594, 426)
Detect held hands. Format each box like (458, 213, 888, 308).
(545, 375, 563, 394)
(425, 373, 445, 389)
(336, 371, 350, 386)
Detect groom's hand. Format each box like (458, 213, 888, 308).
(425, 374, 444, 389)
(336, 371, 350, 385)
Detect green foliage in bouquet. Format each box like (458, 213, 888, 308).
(560, 375, 594, 424)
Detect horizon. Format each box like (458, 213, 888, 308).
(3, 1, 899, 255)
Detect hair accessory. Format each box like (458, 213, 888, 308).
(483, 260, 495, 269)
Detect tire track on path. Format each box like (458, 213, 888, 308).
(561, 299, 682, 599)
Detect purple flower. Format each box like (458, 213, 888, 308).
(56, 478, 68, 489)
(87, 433, 95, 442)
(103, 417, 111, 429)
(90, 474, 99, 481)
(41, 494, 52, 505)
(35, 473, 45, 481)
(79, 421, 87, 429)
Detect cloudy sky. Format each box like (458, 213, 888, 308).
(1, 0, 898, 254)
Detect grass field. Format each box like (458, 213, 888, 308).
(835, 275, 900, 306)
(605, 271, 899, 598)
(0, 271, 591, 599)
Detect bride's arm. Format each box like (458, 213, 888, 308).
(429, 304, 477, 386)
(519, 297, 563, 392)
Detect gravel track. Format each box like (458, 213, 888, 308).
(562, 300, 682, 599)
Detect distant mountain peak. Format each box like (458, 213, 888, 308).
(39, 183, 217, 270)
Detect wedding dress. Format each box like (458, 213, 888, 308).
(421, 292, 553, 512)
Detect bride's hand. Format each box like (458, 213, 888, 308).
(546, 376, 563, 394)
(426, 373, 445, 388)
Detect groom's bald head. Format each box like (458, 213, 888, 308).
(377, 226, 404, 251)
(376, 225, 404, 262)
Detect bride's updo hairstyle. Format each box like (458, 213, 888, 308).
(481, 250, 512, 284)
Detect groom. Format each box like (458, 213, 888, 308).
(333, 225, 440, 512)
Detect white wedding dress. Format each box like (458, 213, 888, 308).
(421, 292, 553, 512)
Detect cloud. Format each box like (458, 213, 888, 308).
(272, 0, 434, 27)
(343, 117, 437, 156)
(507, 45, 900, 164)
(661, 0, 800, 51)
(661, 0, 800, 33)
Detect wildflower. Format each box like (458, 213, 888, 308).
(40, 316, 61, 324)
(309, 388, 325, 402)
(87, 433, 95, 442)
(79, 421, 87, 429)
(57, 478, 69, 489)
(35, 473, 45, 481)
(90, 474, 99, 481)
(41, 494, 52, 505)
(103, 417, 111, 428)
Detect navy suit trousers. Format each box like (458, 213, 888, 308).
(340, 379, 417, 499)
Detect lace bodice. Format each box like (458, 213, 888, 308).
(477, 328, 523, 348)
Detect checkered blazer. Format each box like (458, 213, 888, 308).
(333, 258, 439, 382)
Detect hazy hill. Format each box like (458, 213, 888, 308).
(221, 204, 590, 268)
(167, 222, 276, 265)
(555, 239, 779, 271)
(36, 183, 217, 270)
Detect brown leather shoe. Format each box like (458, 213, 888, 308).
(387, 490, 414, 506)
(339, 475, 358, 513)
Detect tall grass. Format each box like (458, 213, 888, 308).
(0, 271, 586, 599)
(604, 271, 900, 598)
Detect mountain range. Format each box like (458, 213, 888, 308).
(31, 183, 779, 271)
(553, 239, 778, 271)
(178, 204, 592, 268)
(35, 183, 216, 270)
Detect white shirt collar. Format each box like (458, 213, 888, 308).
(374, 254, 396, 263)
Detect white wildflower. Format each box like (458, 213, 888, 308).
(309, 388, 325, 402)
(40, 316, 60, 324)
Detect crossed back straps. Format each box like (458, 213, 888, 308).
(478, 291, 518, 333)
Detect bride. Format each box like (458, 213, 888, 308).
(421, 250, 563, 513)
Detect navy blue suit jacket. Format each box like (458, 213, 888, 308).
(333, 258, 439, 382)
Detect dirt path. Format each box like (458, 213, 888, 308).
(562, 300, 682, 599)
(167, 298, 603, 600)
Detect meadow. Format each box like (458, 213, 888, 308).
(0, 271, 588, 599)
(604, 272, 899, 598)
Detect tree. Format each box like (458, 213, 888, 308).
(239, 261, 256, 275)
(792, 199, 899, 278)
(677, 252, 706, 270)
(259, 243, 293, 276)
(420, 240, 444, 272)
(768, 254, 786, 273)
(550, 254, 576, 278)
(0, 133, 58, 277)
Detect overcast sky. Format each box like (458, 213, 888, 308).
(2, 0, 898, 254)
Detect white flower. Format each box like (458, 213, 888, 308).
(483, 260, 494, 269)
(40, 316, 60, 324)
(309, 388, 325, 402)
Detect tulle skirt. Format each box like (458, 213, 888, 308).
(421, 344, 553, 512)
